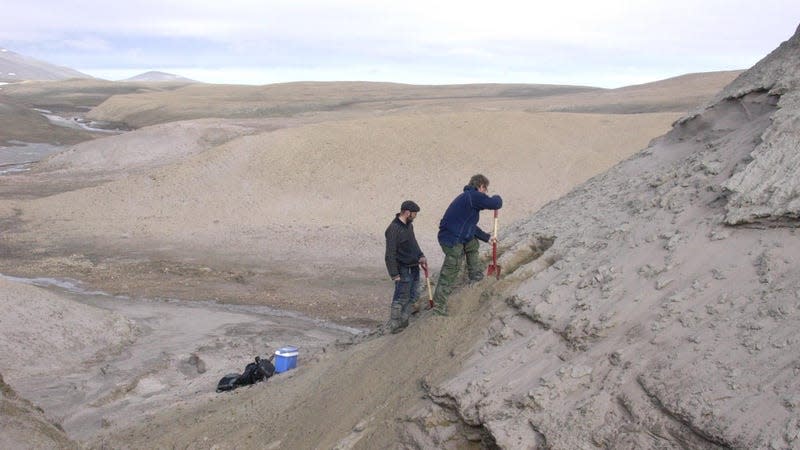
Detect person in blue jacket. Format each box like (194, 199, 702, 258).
(433, 174, 502, 316)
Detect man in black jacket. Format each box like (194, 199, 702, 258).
(384, 200, 427, 333)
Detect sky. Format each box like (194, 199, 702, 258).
(1, 0, 799, 88)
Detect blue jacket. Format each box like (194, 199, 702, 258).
(438, 186, 503, 247)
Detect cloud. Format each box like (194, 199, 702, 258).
(2, 0, 800, 86)
(61, 38, 112, 52)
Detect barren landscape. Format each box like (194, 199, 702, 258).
(2, 75, 720, 328)
(2, 24, 799, 450)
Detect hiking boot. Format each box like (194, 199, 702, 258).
(468, 272, 484, 283)
(392, 308, 408, 334)
(388, 304, 402, 332)
(433, 307, 448, 316)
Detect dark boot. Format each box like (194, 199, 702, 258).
(388, 304, 403, 333)
(398, 302, 412, 330)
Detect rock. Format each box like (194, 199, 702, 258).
(785, 417, 800, 442)
(655, 278, 674, 290)
(663, 233, 682, 251)
(570, 365, 593, 379)
(783, 396, 800, 410)
(709, 229, 730, 241)
(720, 28, 800, 226)
(353, 419, 368, 432)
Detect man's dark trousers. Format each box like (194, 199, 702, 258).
(391, 265, 420, 331)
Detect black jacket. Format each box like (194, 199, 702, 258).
(385, 214, 424, 278)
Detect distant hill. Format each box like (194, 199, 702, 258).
(546, 70, 744, 114)
(0, 48, 92, 82)
(122, 71, 198, 83)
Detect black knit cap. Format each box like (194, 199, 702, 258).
(401, 200, 420, 212)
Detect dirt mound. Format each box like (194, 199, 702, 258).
(411, 25, 800, 448)
(1, 373, 77, 450)
(546, 70, 744, 114)
(25, 110, 678, 255)
(39, 119, 263, 175)
(0, 276, 135, 381)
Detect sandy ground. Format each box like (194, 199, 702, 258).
(0, 110, 682, 328)
(0, 274, 355, 442)
(0, 70, 743, 447)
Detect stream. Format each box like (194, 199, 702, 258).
(0, 141, 63, 174)
(0, 109, 127, 175)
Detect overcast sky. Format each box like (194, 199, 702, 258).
(1, 1, 798, 87)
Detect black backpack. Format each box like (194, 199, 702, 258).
(216, 373, 241, 392)
(216, 355, 276, 392)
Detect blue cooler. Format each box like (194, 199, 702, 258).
(274, 346, 298, 373)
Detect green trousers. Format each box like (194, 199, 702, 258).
(432, 238, 483, 313)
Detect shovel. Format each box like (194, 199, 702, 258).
(423, 265, 434, 309)
(487, 209, 501, 279)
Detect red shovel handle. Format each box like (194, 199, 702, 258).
(487, 209, 500, 279)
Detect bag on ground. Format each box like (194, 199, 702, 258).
(216, 355, 275, 392)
